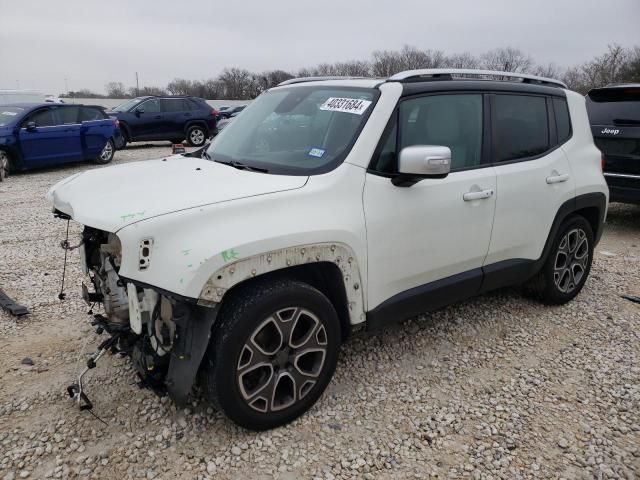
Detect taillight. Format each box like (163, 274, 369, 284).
(114, 119, 120, 128)
(210, 109, 218, 117)
(601, 152, 605, 172)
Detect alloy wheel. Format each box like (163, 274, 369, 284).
(0, 151, 8, 181)
(236, 307, 328, 413)
(553, 228, 589, 293)
(190, 128, 205, 146)
(100, 141, 113, 162)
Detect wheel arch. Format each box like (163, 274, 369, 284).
(118, 121, 132, 141)
(537, 192, 607, 272)
(198, 243, 365, 337)
(184, 120, 209, 135)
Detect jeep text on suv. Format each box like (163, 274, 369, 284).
(587, 83, 640, 204)
(110, 95, 217, 147)
(47, 69, 608, 430)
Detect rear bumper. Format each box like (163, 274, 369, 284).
(604, 172, 640, 204)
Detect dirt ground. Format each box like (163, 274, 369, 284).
(1, 144, 638, 479)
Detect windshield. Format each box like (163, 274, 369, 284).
(112, 98, 145, 112)
(587, 88, 640, 125)
(0, 106, 25, 126)
(205, 86, 378, 175)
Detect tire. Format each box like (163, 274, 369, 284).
(0, 150, 9, 182)
(186, 125, 207, 147)
(527, 215, 594, 305)
(94, 139, 115, 164)
(202, 278, 341, 430)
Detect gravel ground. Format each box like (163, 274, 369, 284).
(1, 144, 639, 480)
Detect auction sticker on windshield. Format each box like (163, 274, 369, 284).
(320, 97, 372, 115)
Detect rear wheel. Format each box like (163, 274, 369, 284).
(94, 139, 115, 164)
(202, 278, 341, 430)
(0, 150, 9, 181)
(186, 125, 207, 147)
(527, 215, 594, 304)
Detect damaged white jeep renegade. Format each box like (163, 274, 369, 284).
(47, 69, 608, 430)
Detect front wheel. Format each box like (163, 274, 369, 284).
(527, 215, 594, 304)
(95, 139, 115, 164)
(186, 125, 207, 147)
(202, 279, 341, 430)
(0, 150, 9, 181)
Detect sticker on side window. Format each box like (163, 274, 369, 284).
(308, 148, 325, 158)
(319, 97, 372, 115)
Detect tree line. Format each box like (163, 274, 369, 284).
(62, 44, 639, 100)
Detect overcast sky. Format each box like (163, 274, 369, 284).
(0, 0, 638, 95)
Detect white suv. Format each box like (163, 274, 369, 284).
(48, 69, 608, 430)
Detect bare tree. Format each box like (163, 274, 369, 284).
(619, 46, 640, 83)
(167, 78, 193, 95)
(532, 63, 563, 79)
(481, 47, 533, 73)
(444, 52, 480, 69)
(218, 68, 254, 99)
(371, 49, 406, 77)
(105, 82, 128, 98)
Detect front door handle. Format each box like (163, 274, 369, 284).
(463, 189, 494, 201)
(546, 173, 569, 184)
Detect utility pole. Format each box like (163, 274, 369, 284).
(136, 72, 140, 96)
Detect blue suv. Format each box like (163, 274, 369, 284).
(0, 103, 123, 180)
(109, 96, 217, 147)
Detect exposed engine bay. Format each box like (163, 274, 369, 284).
(67, 224, 218, 410)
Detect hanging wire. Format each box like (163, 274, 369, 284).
(58, 219, 70, 300)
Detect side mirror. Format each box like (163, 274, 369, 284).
(25, 121, 37, 131)
(392, 145, 451, 187)
(135, 107, 145, 115)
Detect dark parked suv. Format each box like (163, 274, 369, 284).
(110, 96, 217, 147)
(587, 84, 640, 204)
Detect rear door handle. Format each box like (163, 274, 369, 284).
(463, 189, 494, 201)
(546, 173, 569, 184)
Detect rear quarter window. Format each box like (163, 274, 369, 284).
(553, 97, 571, 143)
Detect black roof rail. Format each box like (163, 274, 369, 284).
(278, 76, 372, 86)
(387, 69, 567, 89)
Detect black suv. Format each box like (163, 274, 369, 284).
(109, 96, 217, 147)
(587, 84, 640, 204)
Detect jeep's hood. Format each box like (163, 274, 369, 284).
(47, 156, 308, 232)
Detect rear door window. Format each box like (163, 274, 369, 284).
(80, 107, 107, 122)
(57, 106, 80, 125)
(491, 94, 549, 162)
(162, 99, 187, 113)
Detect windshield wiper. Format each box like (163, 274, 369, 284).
(613, 118, 640, 126)
(215, 159, 269, 173)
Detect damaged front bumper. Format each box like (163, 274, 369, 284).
(62, 222, 219, 411)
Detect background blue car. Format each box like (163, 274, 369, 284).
(0, 103, 123, 180)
